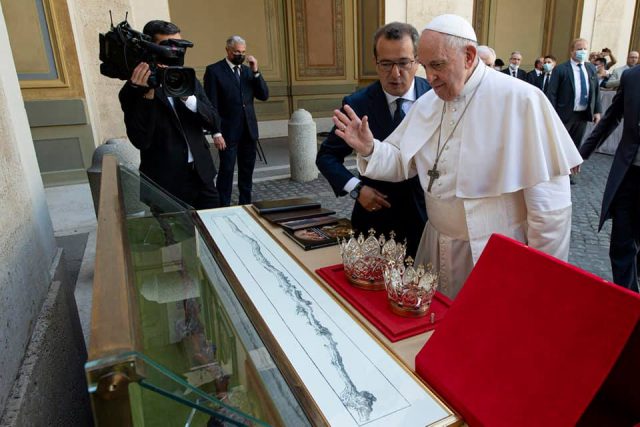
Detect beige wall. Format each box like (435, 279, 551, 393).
(581, 0, 635, 66)
(67, 0, 171, 145)
(487, 0, 547, 69)
(406, 0, 474, 31)
(0, 3, 56, 411)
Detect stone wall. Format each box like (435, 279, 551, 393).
(0, 4, 56, 413)
(581, 0, 635, 64)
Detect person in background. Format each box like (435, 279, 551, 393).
(203, 36, 269, 206)
(502, 51, 527, 80)
(477, 45, 496, 67)
(546, 39, 601, 153)
(527, 56, 544, 87)
(494, 58, 505, 71)
(594, 57, 610, 88)
(605, 51, 639, 89)
(540, 55, 556, 94)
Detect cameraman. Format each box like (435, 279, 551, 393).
(119, 20, 220, 209)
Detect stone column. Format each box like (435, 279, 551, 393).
(288, 109, 318, 182)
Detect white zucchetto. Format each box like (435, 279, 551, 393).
(423, 14, 477, 42)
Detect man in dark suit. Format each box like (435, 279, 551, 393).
(540, 55, 556, 94)
(204, 36, 269, 206)
(502, 51, 528, 80)
(547, 38, 602, 151)
(527, 56, 544, 89)
(578, 65, 640, 292)
(120, 20, 220, 209)
(316, 22, 429, 257)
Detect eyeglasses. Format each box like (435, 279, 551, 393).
(376, 59, 416, 72)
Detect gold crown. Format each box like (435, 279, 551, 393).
(383, 258, 439, 317)
(339, 229, 406, 290)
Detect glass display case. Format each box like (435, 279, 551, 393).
(87, 157, 308, 426)
(86, 156, 457, 426)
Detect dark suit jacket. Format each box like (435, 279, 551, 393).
(119, 80, 218, 203)
(502, 67, 528, 81)
(580, 65, 640, 230)
(203, 59, 269, 143)
(527, 70, 544, 90)
(546, 60, 602, 123)
(316, 78, 430, 255)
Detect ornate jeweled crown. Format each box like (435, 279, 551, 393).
(339, 229, 406, 290)
(383, 258, 439, 318)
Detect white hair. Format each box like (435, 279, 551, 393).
(226, 35, 246, 48)
(443, 34, 477, 52)
(477, 45, 496, 64)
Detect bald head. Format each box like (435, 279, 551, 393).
(477, 45, 496, 66)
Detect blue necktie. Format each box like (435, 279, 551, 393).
(234, 66, 240, 83)
(393, 98, 406, 127)
(578, 63, 588, 107)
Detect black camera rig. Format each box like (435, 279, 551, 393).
(99, 13, 196, 97)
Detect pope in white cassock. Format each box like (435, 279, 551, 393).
(333, 14, 583, 299)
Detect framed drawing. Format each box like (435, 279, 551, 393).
(196, 207, 457, 426)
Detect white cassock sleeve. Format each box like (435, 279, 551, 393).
(357, 139, 417, 182)
(523, 175, 572, 261)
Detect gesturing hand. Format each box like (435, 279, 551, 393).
(333, 105, 375, 156)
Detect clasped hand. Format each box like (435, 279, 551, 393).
(333, 105, 375, 156)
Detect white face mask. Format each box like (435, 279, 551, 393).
(509, 62, 518, 70)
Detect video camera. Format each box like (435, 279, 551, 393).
(99, 14, 196, 97)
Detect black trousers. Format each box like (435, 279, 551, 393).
(141, 163, 219, 212)
(182, 164, 220, 210)
(217, 131, 257, 206)
(609, 165, 640, 293)
(564, 110, 590, 149)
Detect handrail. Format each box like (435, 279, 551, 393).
(86, 155, 142, 426)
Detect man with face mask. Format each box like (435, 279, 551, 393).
(204, 36, 269, 206)
(120, 20, 221, 209)
(546, 38, 602, 155)
(541, 55, 556, 94)
(333, 15, 581, 299)
(502, 51, 527, 80)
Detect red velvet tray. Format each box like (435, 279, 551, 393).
(315, 264, 451, 342)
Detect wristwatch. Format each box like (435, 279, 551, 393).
(349, 182, 363, 200)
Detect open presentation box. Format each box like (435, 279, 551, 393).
(416, 234, 640, 427)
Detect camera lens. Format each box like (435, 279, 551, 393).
(166, 70, 185, 87)
(161, 67, 196, 97)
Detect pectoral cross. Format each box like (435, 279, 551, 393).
(427, 168, 440, 192)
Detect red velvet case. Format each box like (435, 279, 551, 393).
(415, 234, 640, 427)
